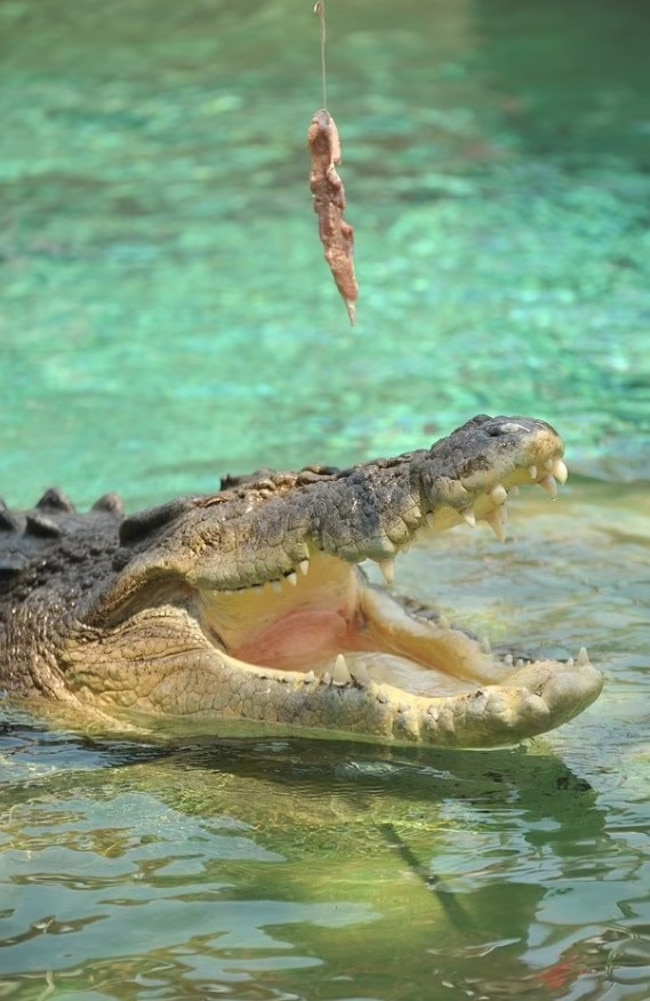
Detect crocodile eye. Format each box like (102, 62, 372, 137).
(488, 421, 530, 436)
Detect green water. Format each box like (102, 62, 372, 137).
(1, 0, 650, 997)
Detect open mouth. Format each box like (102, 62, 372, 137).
(182, 449, 600, 741)
(77, 415, 603, 746)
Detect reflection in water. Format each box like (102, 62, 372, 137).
(0, 730, 612, 1000)
(1, 723, 649, 1000)
(1, 0, 649, 998)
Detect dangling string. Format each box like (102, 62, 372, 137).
(313, 1, 328, 110)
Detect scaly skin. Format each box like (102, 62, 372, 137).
(0, 414, 603, 747)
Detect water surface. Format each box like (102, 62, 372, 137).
(1, 1, 649, 998)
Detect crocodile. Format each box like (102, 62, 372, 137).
(0, 414, 602, 747)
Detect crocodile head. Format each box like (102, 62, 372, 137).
(37, 413, 599, 747)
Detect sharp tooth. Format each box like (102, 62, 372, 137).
(516, 658, 524, 667)
(480, 637, 492, 654)
(437, 614, 450, 630)
(304, 670, 315, 683)
(272, 580, 283, 594)
(484, 508, 507, 543)
(504, 654, 514, 666)
(539, 475, 558, 499)
(286, 572, 298, 586)
(332, 653, 352, 685)
(378, 557, 396, 585)
(553, 458, 569, 485)
(321, 671, 331, 685)
(545, 457, 554, 470)
(299, 559, 310, 576)
(462, 508, 476, 527)
(490, 484, 508, 506)
(529, 465, 538, 480)
(577, 646, 590, 666)
(350, 662, 370, 686)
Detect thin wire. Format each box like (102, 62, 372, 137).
(314, 1, 328, 110)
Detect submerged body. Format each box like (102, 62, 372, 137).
(0, 415, 602, 747)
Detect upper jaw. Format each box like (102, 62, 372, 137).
(196, 455, 569, 597)
(189, 422, 568, 595)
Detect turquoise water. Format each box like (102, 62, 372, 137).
(1, 0, 650, 997)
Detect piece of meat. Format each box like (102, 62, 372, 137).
(308, 109, 358, 325)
